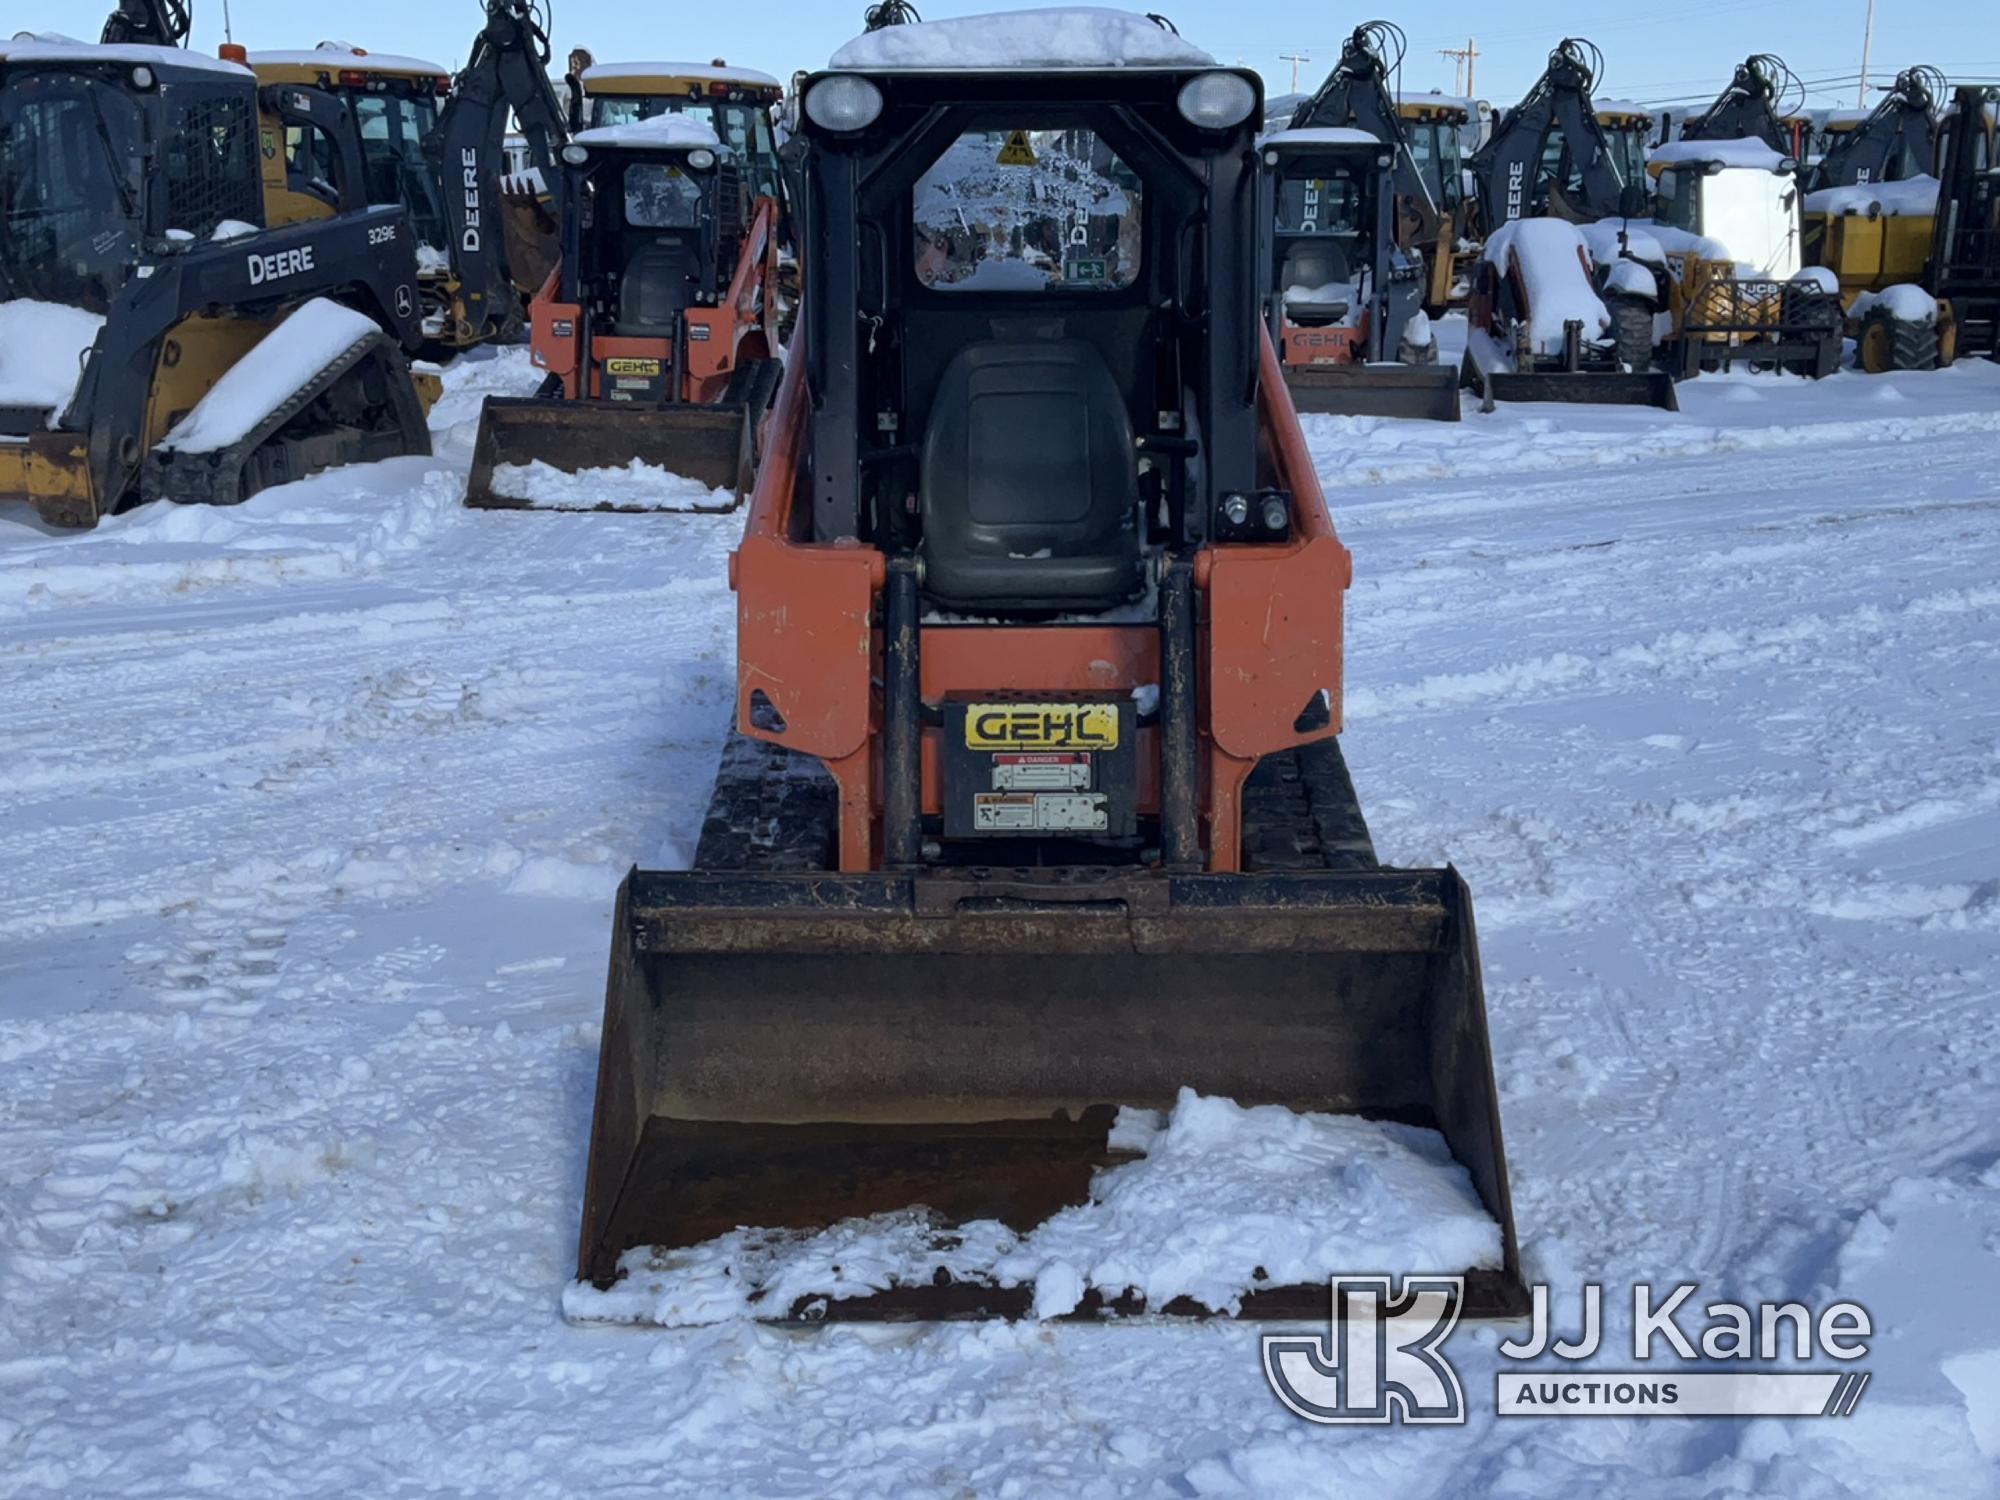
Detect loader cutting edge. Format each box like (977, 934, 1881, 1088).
(1283, 364, 1463, 422)
(575, 857, 1527, 1322)
(463, 395, 756, 511)
(1458, 351, 1681, 412)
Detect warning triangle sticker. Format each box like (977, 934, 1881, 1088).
(995, 129, 1038, 166)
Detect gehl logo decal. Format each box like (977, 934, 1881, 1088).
(965, 704, 1119, 751)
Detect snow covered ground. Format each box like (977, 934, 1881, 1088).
(3, 343, 1999, 1496)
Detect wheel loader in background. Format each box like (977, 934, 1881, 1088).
(0, 4, 432, 529)
(249, 1, 572, 357)
(575, 18, 1526, 1321)
(1259, 128, 1460, 420)
(463, 116, 783, 510)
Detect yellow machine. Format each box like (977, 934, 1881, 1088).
(1396, 95, 1474, 310)
(0, 26, 433, 528)
(574, 60, 790, 204)
(250, 10, 572, 356)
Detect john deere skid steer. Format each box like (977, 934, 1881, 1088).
(0, 8, 432, 528)
(574, 14, 1525, 1323)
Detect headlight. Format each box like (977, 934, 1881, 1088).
(805, 74, 884, 132)
(131, 65, 155, 88)
(1260, 495, 1289, 533)
(561, 144, 588, 166)
(687, 148, 716, 170)
(1222, 494, 1251, 526)
(1777, 155, 1799, 174)
(1177, 72, 1256, 130)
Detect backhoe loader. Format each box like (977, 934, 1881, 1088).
(1807, 84, 2000, 372)
(573, 15, 1524, 1322)
(250, 1, 572, 356)
(0, 6, 431, 528)
(463, 116, 782, 510)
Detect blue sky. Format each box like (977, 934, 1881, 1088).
(32, 0, 1991, 110)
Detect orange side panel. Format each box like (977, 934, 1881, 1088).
(531, 295, 581, 383)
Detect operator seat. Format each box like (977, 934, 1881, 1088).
(1280, 242, 1354, 327)
(919, 339, 1145, 612)
(613, 238, 702, 337)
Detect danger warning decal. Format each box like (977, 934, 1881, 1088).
(995, 129, 1038, 167)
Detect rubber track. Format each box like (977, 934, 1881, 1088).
(692, 732, 1378, 873)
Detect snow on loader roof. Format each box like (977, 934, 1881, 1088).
(0, 33, 251, 75)
(829, 6, 1214, 71)
(581, 60, 782, 90)
(570, 116, 723, 152)
(1649, 137, 1793, 172)
(1260, 126, 1383, 151)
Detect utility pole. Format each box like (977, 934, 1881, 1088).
(1856, 0, 1875, 107)
(1279, 51, 1310, 95)
(1439, 37, 1479, 98)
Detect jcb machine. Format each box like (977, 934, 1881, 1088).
(0, 8, 431, 528)
(463, 118, 783, 509)
(250, 1, 572, 355)
(577, 28, 1525, 1320)
(1260, 128, 1460, 420)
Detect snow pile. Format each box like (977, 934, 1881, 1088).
(487, 457, 736, 511)
(564, 1089, 1503, 1325)
(571, 115, 721, 152)
(0, 300, 104, 423)
(1650, 136, 1792, 172)
(1806, 174, 1941, 218)
(1484, 218, 1610, 352)
(162, 300, 383, 455)
(1792, 265, 1841, 295)
(1853, 285, 1940, 324)
(830, 7, 1214, 70)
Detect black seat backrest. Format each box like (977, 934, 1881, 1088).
(614, 237, 701, 336)
(1281, 240, 1353, 294)
(919, 338, 1145, 613)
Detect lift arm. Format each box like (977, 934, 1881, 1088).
(1467, 39, 1632, 231)
(99, 0, 190, 46)
(430, 0, 571, 340)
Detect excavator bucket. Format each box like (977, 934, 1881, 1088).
(463, 396, 755, 512)
(576, 863, 1527, 1321)
(1459, 353, 1680, 413)
(1284, 364, 1463, 422)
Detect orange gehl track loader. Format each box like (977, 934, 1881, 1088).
(464, 115, 783, 511)
(575, 25, 1526, 1321)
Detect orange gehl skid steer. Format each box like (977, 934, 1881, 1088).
(576, 29, 1526, 1321)
(464, 115, 783, 510)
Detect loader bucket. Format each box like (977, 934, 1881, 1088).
(1459, 354, 1680, 414)
(464, 396, 754, 511)
(1283, 364, 1463, 422)
(577, 866, 1529, 1321)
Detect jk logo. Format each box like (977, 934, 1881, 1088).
(1262, 1276, 1468, 1425)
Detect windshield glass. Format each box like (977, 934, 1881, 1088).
(1653, 167, 1698, 230)
(913, 128, 1142, 294)
(354, 93, 449, 249)
(1406, 121, 1461, 210)
(623, 162, 703, 228)
(1274, 161, 1367, 236)
(1605, 125, 1649, 188)
(0, 73, 143, 308)
(590, 97, 782, 201)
